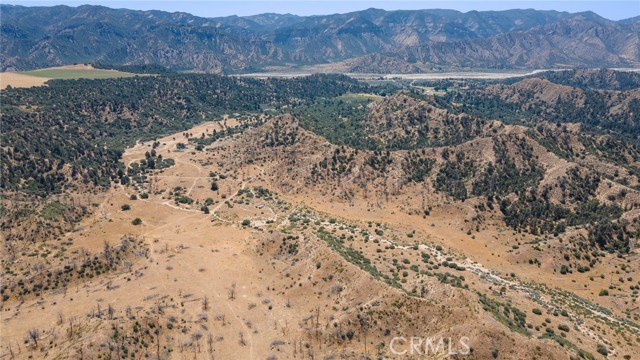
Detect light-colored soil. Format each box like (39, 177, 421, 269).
(0, 72, 49, 89)
(2, 116, 638, 360)
(1, 64, 141, 89)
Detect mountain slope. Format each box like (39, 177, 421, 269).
(0, 5, 270, 72)
(2, 5, 639, 72)
(407, 14, 640, 68)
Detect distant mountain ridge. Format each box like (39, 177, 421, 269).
(1, 5, 639, 73)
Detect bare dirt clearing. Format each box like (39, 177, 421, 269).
(0, 72, 49, 89)
(1, 64, 140, 89)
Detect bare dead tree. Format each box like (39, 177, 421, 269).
(27, 328, 40, 348)
(192, 331, 203, 353)
(202, 295, 209, 311)
(107, 304, 115, 320)
(80, 247, 90, 262)
(103, 241, 114, 267)
(8, 342, 15, 360)
(68, 316, 76, 339)
(6, 240, 17, 261)
(314, 307, 321, 342)
(293, 337, 297, 358)
(207, 334, 214, 357)
(358, 312, 370, 355)
(228, 282, 236, 300)
(155, 327, 161, 360)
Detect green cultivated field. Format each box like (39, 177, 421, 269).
(20, 68, 138, 80)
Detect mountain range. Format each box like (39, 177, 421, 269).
(1, 5, 639, 73)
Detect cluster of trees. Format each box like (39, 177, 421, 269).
(313, 147, 357, 179)
(522, 69, 640, 91)
(500, 194, 622, 237)
(588, 221, 634, 253)
(434, 150, 476, 201)
(295, 92, 491, 153)
(190, 121, 262, 148)
(263, 120, 299, 147)
(1, 73, 363, 197)
(3, 237, 138, 301)
(530, 123, 640, 191)
(449, 77, 640, 136)
(294, 98, 380, 150)
(401, 150, 436, 183)
(92, 63, 174, 74)
(499, 166, 630, 252)
(376, 110, 487, 150)
(472, 136, 544, 198)
(365, 150, 393, 173)
(127, 149, 175, 185)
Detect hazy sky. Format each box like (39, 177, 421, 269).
(3, 0, 639, 20)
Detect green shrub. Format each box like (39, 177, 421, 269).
(532, 308, 542, 315)
(597, 344, 608, 356)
